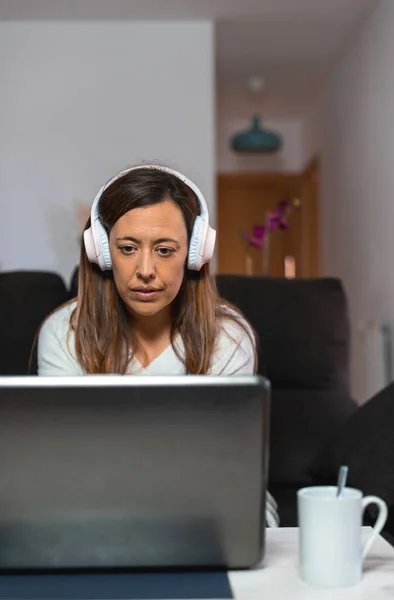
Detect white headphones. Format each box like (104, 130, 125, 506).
(83, 164, 216, 272)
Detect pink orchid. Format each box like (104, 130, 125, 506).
(241, 197, 300, 250)
(242, 225, 266, 249)
(269, 201, 291, 230)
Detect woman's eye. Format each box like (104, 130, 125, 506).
(157, 247, 174, 257)
(120, 246, 136, 255)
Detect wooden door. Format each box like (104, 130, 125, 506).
(217, 172, 301, 276)
(299, 157, 321, 277)
(217, 163, 321, 277)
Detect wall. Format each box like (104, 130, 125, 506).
(0, 21, 214, 281)
(315, 0, 394, 401)
(217, 84, 303, 173)
(302, 103, 321, 167)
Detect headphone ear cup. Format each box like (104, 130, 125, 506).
(202, 226, 216, 265)
(188, 215, 204, 271)
(95, 219, 112, 270)
(84, 218, 112, 271)
(83, 226, 98, 265)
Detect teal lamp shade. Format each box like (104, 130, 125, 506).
(231, 114, 282, 153)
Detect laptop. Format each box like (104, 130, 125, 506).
(0, 375, 270, 572)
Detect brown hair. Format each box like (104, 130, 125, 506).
(70, 166, 257, 374)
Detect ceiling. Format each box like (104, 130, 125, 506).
(0, 0, 380, 117)
(216, 0, 379, 116)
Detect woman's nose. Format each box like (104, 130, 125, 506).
(136, 250, 156, 279)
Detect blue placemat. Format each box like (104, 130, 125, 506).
(0, 571, 233, 600)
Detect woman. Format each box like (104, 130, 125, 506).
(37, 163, 279, 525)
(38, 164, 257, 377)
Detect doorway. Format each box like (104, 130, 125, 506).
(216, 158, 321, 277)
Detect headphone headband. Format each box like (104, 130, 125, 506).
(90, 164, 209, 224)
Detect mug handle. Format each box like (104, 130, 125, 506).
(361, 495, 388, 559)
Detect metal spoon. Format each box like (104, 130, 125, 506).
(336, 465, 348, 497)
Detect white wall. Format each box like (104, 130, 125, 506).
(316, 0, 394, 401)
(217, 84, 303, 173)
(0, 21, 214, 281)
(302, 102, 321, 166)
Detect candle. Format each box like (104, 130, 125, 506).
(285, 256, 296, 279)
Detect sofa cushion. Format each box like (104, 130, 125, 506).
(215, 276, 350, 392)
(0, 270, 69, 375)
(269, 389, 357, 487)
(309, 383, 394, 535)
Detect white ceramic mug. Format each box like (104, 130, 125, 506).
(297, 486, 388, 588)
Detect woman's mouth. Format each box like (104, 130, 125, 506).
(131, 287, 164, 301)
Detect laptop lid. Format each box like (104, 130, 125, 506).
(0, 375, 270, 571)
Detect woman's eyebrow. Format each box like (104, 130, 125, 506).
(116, 236, 180, 246)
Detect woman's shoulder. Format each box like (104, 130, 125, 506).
(209, 305, 256, 375)
(37, 300, 81, 376)
(218, 304, 255, 342)
(40, 300, 77, 338)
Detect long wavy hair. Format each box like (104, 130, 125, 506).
(70, 166, 257, 374)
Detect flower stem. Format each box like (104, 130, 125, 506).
(262, 211, 271, 275)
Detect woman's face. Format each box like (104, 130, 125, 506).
(109, 200, 189, 321)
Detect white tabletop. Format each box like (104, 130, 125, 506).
(228, 527, 394, 599)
